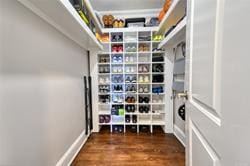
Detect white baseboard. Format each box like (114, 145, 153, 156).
(56, 130, 89, 166)
(174, 125, 186, 147)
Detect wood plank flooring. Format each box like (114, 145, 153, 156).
(71, 127, 185, 166)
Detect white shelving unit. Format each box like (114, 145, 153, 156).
(97, 29, 167, 133)
(18, 0, 103, 50)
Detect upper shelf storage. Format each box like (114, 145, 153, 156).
(158, 16, 186, 48)
(18, 0, 103, 50)
(156, 0, 186, 35)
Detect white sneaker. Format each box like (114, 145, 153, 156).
(118, 67, 122, 73)
(126, 67, 130, 73)
(144, 87, 149, 93)
(144, 76, 149, 83)
(99, 78, 104, 84)
(113, 67, 118, 73)
(130, 56, 134, 63)
(125, 56, 129, 62)
(131, 67, 135, 73)
(138, 65, 143, 73)
(105, 77, 110, 84)
(139, 76, 144, 83)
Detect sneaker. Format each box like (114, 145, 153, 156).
(105, 77, 110, 84)
(113, 56, 118, 63)
(144, 87, 149, 93)
(118, 56, 123, 63)
(125, 56, 129, 62)
(113, 67, 118, 73)
(99, 78, 104, 84)
(131, 85, 136, 92)
(113, 95, 118, 103)
(139, 87, 143, 93)
(138, 65, 143, 73)
(132, 76, 137, 83)
(118, 96, 123, 103)
(118, 67, 122, 73)
(129, 56, 134, 62)
(125, 76, 131, 83)
(143, 66, 148, 73)
(126, 67, 130, 73)
(118, 77, 123, 83)
(139, 76, 144, 83)
(144, 76, 149, 83)
(131, 67, 135, 73)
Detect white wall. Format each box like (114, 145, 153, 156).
(0, 0, 88, 165)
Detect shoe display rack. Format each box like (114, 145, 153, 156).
(97, 30, 166, 133)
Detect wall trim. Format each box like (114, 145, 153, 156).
(56, 130, 89, 166)
(174, 125, 186, 147)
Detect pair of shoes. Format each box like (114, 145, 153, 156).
(113, 85, 123, 92)
(99, 66, 110, 73)
(152, 35, 163, 41)
(125, 105, 136, 113)
(138, 65, 149, 73)
(111, 34, 123, 42)
(139, 106, 150, 113)
(112, 76, 123, 83)
(125, 115, 137, 123)
(126, 96, 136, 103)
(126, 85, 136, 92)
(99, 85, 110, 93)
(99, 57, 109, 63)
(112, 45, 123, 52)
(113, 125, 124, 133)
(99, 77, 110, 84)
(139, 75, 150, 83)
(138, 44, 150, 52)
(125, 56, 135, 63)
(138, 86, 149, 93)
(113, 94, 123, 103)
(126, 46, 137, 52)
(99, 115, 110, 123)
(152, 86, 164, 93)
(125, 66, 136, 73)
(125, 76, 137, 83)
(152, 64, 164, 72)
(112, 55, 123, 63)
(112, 66, 123, 73)
(100, 95, 110, 103)
(152, 98, 163, 103)
(139, 96, 150, 103)
(111, 105, 124, 115)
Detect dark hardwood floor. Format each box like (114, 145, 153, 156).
(71, 127, 185, 166)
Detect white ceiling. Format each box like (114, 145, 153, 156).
(90, 0, 165, 12)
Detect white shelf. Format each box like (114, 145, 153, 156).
(18, 0, 102, 50)
(152, 121, 165, 125)
(158, 17, 187, 48)
(84, 0, 103, 32)
(157, 0, 187, 35)
(99, 111, 111, 115)
(102, 27, 158, 33)
(138, 121, 152, 125)
(99, 123, 111, 125)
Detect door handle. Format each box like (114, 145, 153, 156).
(177, 91, 188, 99)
